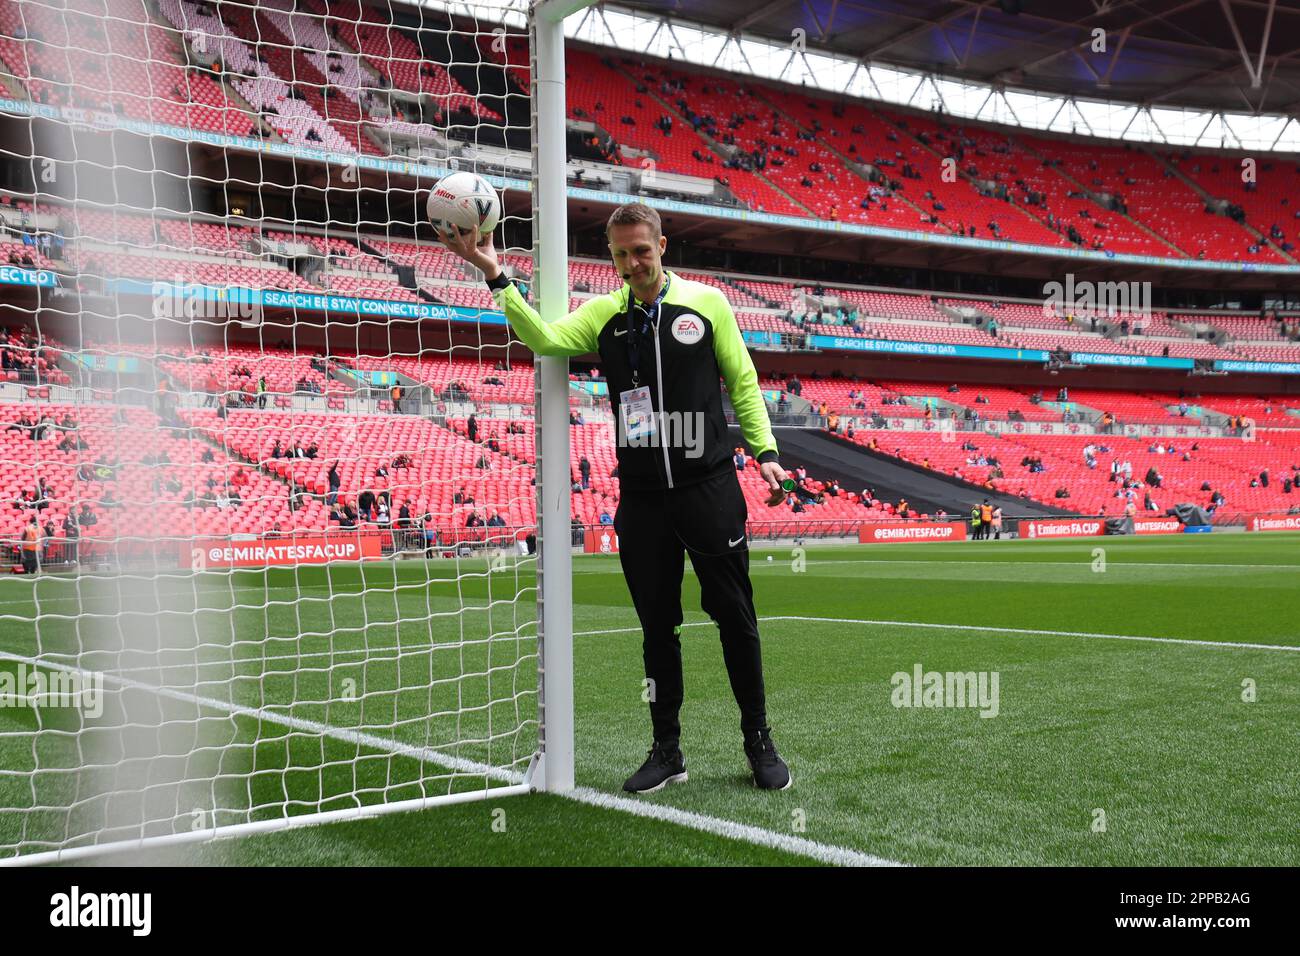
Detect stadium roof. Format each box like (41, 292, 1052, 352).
(611, 0, 1300, 117)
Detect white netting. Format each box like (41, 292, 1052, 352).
(0, 0, 544, 861)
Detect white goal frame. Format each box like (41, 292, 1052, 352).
(2, 0, 589, 867)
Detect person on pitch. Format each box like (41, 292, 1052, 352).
(442, 201, 792, 792)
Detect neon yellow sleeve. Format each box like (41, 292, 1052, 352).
(491, 282, 614, 357)
(704, 288, 778, 460)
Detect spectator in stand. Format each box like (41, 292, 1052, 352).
(579, 456, 591, 490)
(465, 511, 484, 528)
(358, 488, 375, 522)
(20, 517, 40, 574)
(62, 510, 79, 564)
(327, 462, 341, 506)
(467, 414, 478, 443)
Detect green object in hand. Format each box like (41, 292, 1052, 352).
(780, 478, 797, 493)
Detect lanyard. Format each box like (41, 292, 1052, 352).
(626, 273, 670, 387)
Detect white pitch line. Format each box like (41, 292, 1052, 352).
(566, 787, 900, 867)
(0, 648, 893, 868)
(748, 558, 1300, 571)
(10, 611, 1295, 681)
(759, 616, 1300, 653)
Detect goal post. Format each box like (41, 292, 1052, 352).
(529, 0, 597, 796)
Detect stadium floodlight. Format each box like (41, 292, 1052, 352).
(0, 0, 591, 865)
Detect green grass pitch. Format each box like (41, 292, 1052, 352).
(1, 532, 1297, 866)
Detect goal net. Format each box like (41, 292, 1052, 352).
(0, 0, 577, 864)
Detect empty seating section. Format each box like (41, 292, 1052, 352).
(347, 355, 535, 404)
(371, 239, 471, 279)
(594, 55, 805, 215)
(1123, 338, 1240, 361)
(1, 327, 70, 385)
(68, 247, 315, 290)
(1165, 153, 1300, 262)
(0, 239, 58, 271)
(908, 117, 1165, 256)
(0, 0, 253, 136)
(761, 377, 922, 417)
(1234, 344, 1300, 362)
(877, 111, 1079, 249)
(834, 290, 945, 322)
(649, 70, 858, 222)
(840, 425, 1300, 521)
(738, 312, 798, 334)
(422, 284, 496, 309)
(324, 238, 389, 272)
(1064, 389, 1188, 422)
(186, 408, 535, 528)
(948, 299, 1067, 331)
(1000, 331, 1134, 355)
(570, 260, 622, 294)
(1, 402, 321, 542)
(1024, 135, 1283, 263)
(317, 273, 421, 302)
(156, 0, 354, 152)
(308, 0, 494, 119)
(882, 382, 1061, 424)
(1180, 313, 1290, 341)
(1198, 396, 1300, 427)
(154, 344, 333, 395)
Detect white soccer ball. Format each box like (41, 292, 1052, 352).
(766, 555, 773, 562)
(427, 172, 501, 240)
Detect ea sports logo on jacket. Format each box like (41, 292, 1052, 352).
(672, 315, 705, 344)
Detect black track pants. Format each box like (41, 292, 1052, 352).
(614, 469, 769, 743)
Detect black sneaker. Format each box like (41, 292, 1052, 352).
(622, 741, 687, 794)
(744, 730, 792, 790)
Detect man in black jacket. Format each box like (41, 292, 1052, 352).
(443, 202, 792, 792)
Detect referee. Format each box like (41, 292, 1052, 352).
(442, 202, 792, 792)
